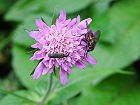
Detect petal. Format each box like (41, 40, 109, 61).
(64, 19, 71, 26)
(77, 18, 92, 29)
(42, 67, 49, 75)
(67, 57, 71, 62)
(31, 43, 39, 48)
(33, 62, 44, 79)
(75, 60, 86, 69)
(67, 66, 72, 74)
(30, 51, 43, 61)
(39, 28, 50, 35)
(61, 62, 72, 74)
(76, 15, 80, 24)
(36, 19, 47, 28)
(59, 68, 68, 85)
(48, 66, 54, 73)
(77, 29, 87, 34)
(57, 10, 66, 23)
(49, 59, 54, 69)
(56, 22, 63, 31)
(43, 60, 49, 67)
(29, 31, 40, 39)
(68, 18, 77, 26)
(84, 54, 97, 65)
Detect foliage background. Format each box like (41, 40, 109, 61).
(0, 0, 140, 105)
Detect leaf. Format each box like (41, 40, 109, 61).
(77, 74, 140, 105)
(0, 94, 23, 105)
(47, 68, 123, 105)
(92, 0, 140, 44)
(12, 13, 51, 47)
(5, 0, 92, 21)
(51, 7, 59, 25)
(0, 0, 14, 15)
(43, 0, 92, 14)
(0, 89, 35, 103)
(90, 0, 140, 69)
(0, 33, 12, 51)
(0, 81, 5, 101)
(0, 90, 37, 105)
(12, 44, 48, 89)
(107, 0, 140, 44)
(5, 0, 45, 21)
(91, 0, 112, 17)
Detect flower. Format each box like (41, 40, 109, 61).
(28, 10, 97, 85)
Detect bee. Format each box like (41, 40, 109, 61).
(48, 52, 69, 58)
(82, 21, 100, 52)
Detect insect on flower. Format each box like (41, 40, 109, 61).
(48, 53, 69, 58)
(27, 10, 97, 85)
(82, 21, 101, 52)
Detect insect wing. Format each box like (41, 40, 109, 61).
(95, 30, 101, 42)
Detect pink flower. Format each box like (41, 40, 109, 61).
(29, 10, 96, 85)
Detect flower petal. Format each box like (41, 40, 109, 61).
(77, 29, 87, 34)
(43, 60, 49, 67)
(77, 18, 92, 29)
(48, 65, 54, 73)
(84, 54, 97, 65)
(68, 18, 77, 27)
(33, 62, 44, 79)
(42, 67, 49, 75)
(36, 19, 47, 29)
(49, 59, 54, 69)
(57, 10, 66, 23)
(31, 43, 38, 48)
(75, 60, 86, 69)
(30, 51, 43, 61)
(67, 66, 72, 74)
(64, 19, 71, 26)
(59, 68, 68, 85)
(76, 15, 80, 24)
(29, 31, 40, 39)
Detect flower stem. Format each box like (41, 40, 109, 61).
(41, 72, 53, 104)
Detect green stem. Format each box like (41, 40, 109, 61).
(41, 72, 53, 104)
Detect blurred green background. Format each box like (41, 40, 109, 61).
(0, 0, 140, 105)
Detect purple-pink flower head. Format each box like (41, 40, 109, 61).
(29, 10, 97, 85)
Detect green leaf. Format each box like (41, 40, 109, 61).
(5, 0, 45, 21)
(47, 68, 122, 105)
(0, 94, 23, 105)
(12, 44, 48, 89)
(0, 0, 15, 15)
(0, 89, 35, 103)
(5, 0, 92, 21)
(107, 0, 140, 44)
(51, 7, 59, 25)
(90, 0, 140, 69)
(91, 0, 111, 17)
(0, 81, 5, 100)
(43, 0, 92, 14)
(92, 0, 140, 44)
(0, 90, 37, 105)
(0, 33, 12, 51)
(12, 13, 51, 47)
(77, 74, 140, 105)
